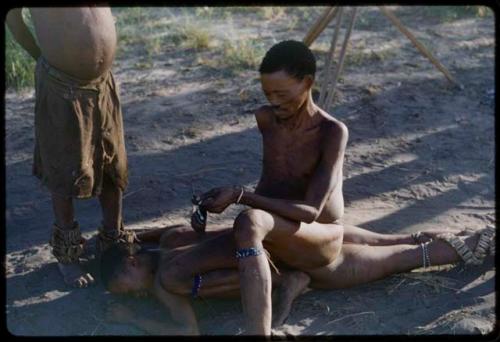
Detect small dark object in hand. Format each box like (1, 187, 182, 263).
(191, 195, 207, 234)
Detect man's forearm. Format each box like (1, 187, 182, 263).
(239, 191, 319, 223)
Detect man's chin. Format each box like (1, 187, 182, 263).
(273, 109, 293, 119)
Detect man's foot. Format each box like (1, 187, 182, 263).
(57, 262, 95, 288)
(412, 228, 474, 244)
(272, 271, 310, 327)
(436, 226, 495, 265)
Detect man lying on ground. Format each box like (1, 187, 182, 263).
(101, 224, 310, 335)
(102, 218, 493, 335)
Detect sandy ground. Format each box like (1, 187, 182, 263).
(5, 7, 496, 336)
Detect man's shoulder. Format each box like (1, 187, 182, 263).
(254, 105, 274, 131)
(318, 110, 348, 137)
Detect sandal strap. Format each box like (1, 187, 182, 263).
(474, 226, 495, 259)
(436, 233, 482, 265)
(97, 223, 140, 254)
(98, 227, 139, 244)
(49, 222, 84, 264)
(411, 232, 423, 244)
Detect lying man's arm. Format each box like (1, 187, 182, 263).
(200, 120, 348, 224)
(6, 8, 41, 60)
(106, 302, 176, 335)
(152, 272, 199, 335)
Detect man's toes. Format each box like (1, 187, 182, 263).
(85, 273, 96, 286)
(74, 277, 88, 288)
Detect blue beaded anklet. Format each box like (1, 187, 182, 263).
(235, 247, 263, 259)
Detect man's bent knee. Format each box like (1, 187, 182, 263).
(233, 209, 272, 245)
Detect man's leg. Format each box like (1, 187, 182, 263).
(342, 224, 466, 246)
(51, 192, 95, 287)
(154, 231, 238, 334)
(307, 231, 485, 289)
(156, 230, 309, 334)
(231, 209, 342, 335)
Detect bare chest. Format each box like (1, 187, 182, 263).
(262, 128, 322, 182)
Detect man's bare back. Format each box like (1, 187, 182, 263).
(30, 7, 116, 80)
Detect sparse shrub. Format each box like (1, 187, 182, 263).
(220, 39, 265, 70)
(176, 22, 213, 50)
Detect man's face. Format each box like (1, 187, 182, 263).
(260, 70, 312, 120)
(109, 257, 151, 297)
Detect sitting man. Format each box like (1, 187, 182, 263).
(103, 40, 494, 336)
(193, 40, 495, 335)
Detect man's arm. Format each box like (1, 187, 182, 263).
(240, 121, 348, 223)
(201, 120, 348, 224)
(152, 272, 199, 335)
(6, 8, 41, 60)
(106, 302, 191, 335)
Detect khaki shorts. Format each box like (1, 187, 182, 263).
(33, 58, 128, 199)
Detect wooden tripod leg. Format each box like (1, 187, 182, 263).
(319, 8, 344, 106)
(304, 7, 339, 47)
(303, 7, 334, 46)
(324, 7, 358, 110)
(378, 6, 460, 87)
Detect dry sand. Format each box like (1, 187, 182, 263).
(5, 6, 495, 336)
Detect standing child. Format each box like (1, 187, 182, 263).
(7, 7, 138, 288)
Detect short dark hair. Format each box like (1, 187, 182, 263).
(259, 40, 316, 80)
(100, 244, 137, 290)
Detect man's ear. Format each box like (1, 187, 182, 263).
(303, 75, 314, 91)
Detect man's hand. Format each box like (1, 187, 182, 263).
(200, 186, 241, 214)
(106, 302, 135, 324)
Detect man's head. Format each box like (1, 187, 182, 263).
(101, 244, 155, 296)
(259, 40, 316, 119)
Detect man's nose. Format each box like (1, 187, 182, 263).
(267, 94, 280, 106)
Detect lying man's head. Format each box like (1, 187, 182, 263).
(259, 40, 316, 119)
(101, 244, 155, 296)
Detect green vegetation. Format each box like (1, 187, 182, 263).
(4, 6, 494, 91)
(220, 39, 265, 71)
(5, 9, 36, 90)
(170, 21, 213, 50)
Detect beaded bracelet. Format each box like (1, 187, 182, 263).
(191, 274, 202, 298)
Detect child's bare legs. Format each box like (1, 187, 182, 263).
(308, 233, 483, 289)
(99, 174, 123, 233)
(51, 193, 94, 287)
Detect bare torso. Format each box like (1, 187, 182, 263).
(29, 7, 117, 80)
(255, 106, 344, 224)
